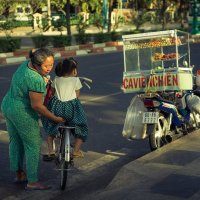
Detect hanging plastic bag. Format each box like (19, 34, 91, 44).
(186, 93, 200, 114)
(122, 95, 147, 140)
(44, 82, 53, 106)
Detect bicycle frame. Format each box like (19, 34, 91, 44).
(64, 128, 71, 162)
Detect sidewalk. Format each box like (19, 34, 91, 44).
(86, 129, 200, 200)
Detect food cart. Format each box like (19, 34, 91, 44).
(122, 30, 194, 140)
(122, 30, 193, 93)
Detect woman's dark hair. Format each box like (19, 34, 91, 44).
(30, 48, 54, 67)
(28, 48, 37, 59)
(55, 57, 78, 77)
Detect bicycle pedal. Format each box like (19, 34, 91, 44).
(54, 157, 60, 166)
(70, 161, 74, 167)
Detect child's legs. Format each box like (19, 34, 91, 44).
(74, 137, 83, 153)
(47, 135, 55, 154)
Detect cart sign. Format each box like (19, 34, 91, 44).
(123, 71, 193, 93)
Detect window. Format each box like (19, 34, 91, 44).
(25, 7, 31, 13)
(17, 7, 23, 13)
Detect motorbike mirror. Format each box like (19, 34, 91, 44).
(190, 65, 194, 69)
(183, 60, 188, 67)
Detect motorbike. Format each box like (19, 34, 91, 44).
(138, 90, 200, 151)
(121, 30, 199, 151)
(136, 67, 200, 151)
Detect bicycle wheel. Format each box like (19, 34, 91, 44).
(59, 129, 71, 190)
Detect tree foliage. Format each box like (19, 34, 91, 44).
(0, 0, 192, 34)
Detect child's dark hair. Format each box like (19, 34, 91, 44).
(55, 57, 78, 77)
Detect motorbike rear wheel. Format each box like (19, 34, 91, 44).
(148, 113, 168, 151)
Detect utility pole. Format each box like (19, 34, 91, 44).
(47, 0, 52, 29)
(192, 0, 200, 34)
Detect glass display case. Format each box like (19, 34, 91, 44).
(122, 30, 193, 93)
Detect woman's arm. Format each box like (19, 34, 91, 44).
(29, 91, 65, 123)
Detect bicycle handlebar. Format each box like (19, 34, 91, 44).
(79, 77, 92, 90)
(79, 77, 93, 83)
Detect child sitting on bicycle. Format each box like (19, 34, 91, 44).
(42, 57, 88, 161)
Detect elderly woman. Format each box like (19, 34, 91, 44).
(1, 48, 65, 190)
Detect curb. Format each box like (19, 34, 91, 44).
(1, 34, 200, 66)
(0, 41, 123, 66)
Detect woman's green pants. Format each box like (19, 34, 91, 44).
(2, 105, 42, 183)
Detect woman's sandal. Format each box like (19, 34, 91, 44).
(14, 171, 27, 184)
(43, 153, 56, 162)
(73, 151, 84, 158)
(25, 184, 51, 191)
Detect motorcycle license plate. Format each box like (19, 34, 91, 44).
(142, 112, 159, 124)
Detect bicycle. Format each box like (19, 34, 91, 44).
(53, 77, 92, 190)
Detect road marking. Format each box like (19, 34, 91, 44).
(106, 149, 127, 156)
(0, 130, 7, 133)
(81, 91, 122, 104)
(79, 154, 119, 172)
(78, 148, 131, 173)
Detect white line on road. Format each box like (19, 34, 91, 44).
(0, 130, 7, 135)
(81, 91, 122, 104)
(78, 148, 131, 173)
(79, 154, 119, 172)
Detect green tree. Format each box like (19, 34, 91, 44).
(0, 0, 46, 15)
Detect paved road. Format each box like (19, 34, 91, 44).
(1, 42, 200, 199)
(0, 52, 150, 200)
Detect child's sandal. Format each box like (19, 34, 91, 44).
(73, 151, 84, 158)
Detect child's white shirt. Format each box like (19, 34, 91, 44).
(52, 76, 82, 102)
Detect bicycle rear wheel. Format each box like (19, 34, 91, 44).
(59, 129, 71, 190)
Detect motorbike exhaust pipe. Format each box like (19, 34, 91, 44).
(165, 134, 173, 143)
(165, 131, 184, 143)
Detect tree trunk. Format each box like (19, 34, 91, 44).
(179, 0, 184, 28)
(3, 6, 10, 18)
(161, 0, 167, 30)
(107, 0, 113, 32)
(179, 0, 188, 29)
(65, 0, 71, 36)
